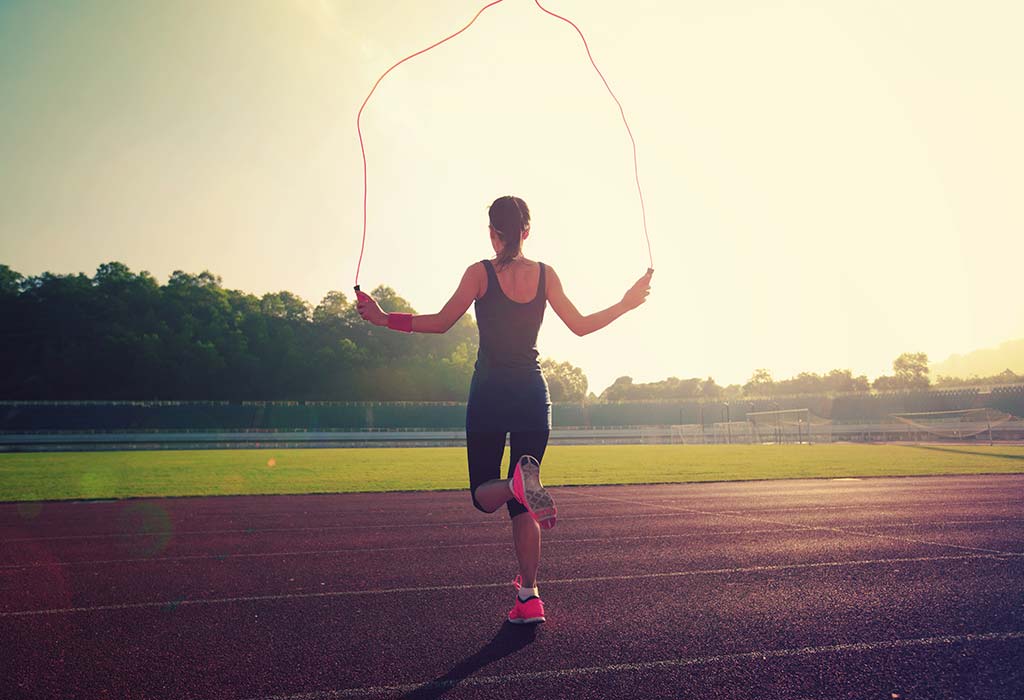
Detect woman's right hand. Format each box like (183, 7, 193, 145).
(355, 290, 387, 326)
(621, 269, 653, 310)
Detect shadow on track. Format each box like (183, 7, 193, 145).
(401, 622, 539, 699)
(907, 445, 1024, 461)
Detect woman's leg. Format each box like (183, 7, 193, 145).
(508, 430, 551, 587)
(467, 431, 513, 513)
(511, 512, 541, 587)
(473, 478, 514, 513)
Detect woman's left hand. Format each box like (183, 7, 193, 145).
(355, 291, 387, 326)
(621, 269, 653, 311)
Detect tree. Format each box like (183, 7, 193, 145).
(876, 352, 930, 391)
(935, 368, 1021, 388)
(168, 270, 222, 289)
(722, 384, 744, 400)
(541, 358, 588, 402)
(261, 291, 311, 322)
(313, 291, 352, 324)
(657, 377, 702, 399)
(893, 352, 930, 389)
(872, 375, 901, 391)
(743, 368, 774, 396)
(94, 261, 135, 286)
(0, 264, 25, 297)
(778, 372, 824, 395)
(596, 375, 705, 401)
(601, 376, 635, 401)
(700, 377, 722, 399)
(995, 369, 1021, 384)
(824, 369, 870, 393)
(363, 285, 414, 314)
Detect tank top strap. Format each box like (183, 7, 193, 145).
(481, 259, 497, 289)
(537, 262, 546, 304)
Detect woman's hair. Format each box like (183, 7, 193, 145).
(488, 195, 530, 270)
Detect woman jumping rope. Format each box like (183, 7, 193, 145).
(356, 195, 652, 624)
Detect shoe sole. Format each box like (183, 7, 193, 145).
(515, 455, 557, 530)
(508, 615, 545, 624)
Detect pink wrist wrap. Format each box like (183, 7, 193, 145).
(387, 313, 413, 333)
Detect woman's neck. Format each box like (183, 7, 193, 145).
(497, 253, 529, 264)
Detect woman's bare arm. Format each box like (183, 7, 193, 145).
(356, 263, 482, 333)
(411, 264, 481, 333)
(546, 266, 652, 337)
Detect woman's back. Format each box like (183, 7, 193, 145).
(490, 258, 542, 303)
(474, 258, 546, 374)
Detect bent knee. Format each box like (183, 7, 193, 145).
(470, 489, 489, 513)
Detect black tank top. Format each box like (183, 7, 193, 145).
(473, 259, 546, 373)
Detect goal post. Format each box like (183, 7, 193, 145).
(747, 408, 831, 444)
(889, 408, 1019, 444)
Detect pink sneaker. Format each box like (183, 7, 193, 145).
(508, 575, 546, 624)
(510, 455, 557, 530)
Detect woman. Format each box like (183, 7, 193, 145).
(356, 195, 652, 624)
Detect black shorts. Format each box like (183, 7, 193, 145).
(466, 369, 552, 433)
(466, 430, 550, 518)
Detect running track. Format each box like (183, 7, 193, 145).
(3, 475, 1023, 699)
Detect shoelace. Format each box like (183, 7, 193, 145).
(511, 574, 523, 593)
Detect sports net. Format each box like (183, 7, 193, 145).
(889, 408, 1020, 441)
(665, 421, 756, 444)
(747, 408, 832, 444)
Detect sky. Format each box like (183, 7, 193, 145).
(1, 0, 1022, 394)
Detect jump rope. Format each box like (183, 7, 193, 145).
(354, 0, 653, 300)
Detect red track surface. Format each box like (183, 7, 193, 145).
(3, 475, 1024, 699)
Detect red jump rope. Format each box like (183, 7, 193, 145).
(354, 0, 653, 300)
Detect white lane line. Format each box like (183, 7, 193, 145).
(0, 510, 707, 543)
(4, 519, 1022, 570)
(10, 500, 1017, 544)
(1, 522, 503, 542)
(0, 528, 802, 570)
(6, 494, 1020, 543)
(646, 499, 1023, 514)
(578, 492, 1024, 558)
(881, 518, 1024, 527)
(713, 511, 1023, 557)
(244, 630, 1024, 699)
(0, 553, 1002, 617)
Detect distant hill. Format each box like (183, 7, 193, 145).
(931, 338, 1024, 378)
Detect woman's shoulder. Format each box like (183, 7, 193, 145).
(464, 260, 489, 298)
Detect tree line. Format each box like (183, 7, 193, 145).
(0, 262, 479, 401)
(1, 263, 1018, 403)
(597, 354, 1022, 402)
(0, 262, 597, 402)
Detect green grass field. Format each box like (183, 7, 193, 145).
(2, 443, 1023, 502)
